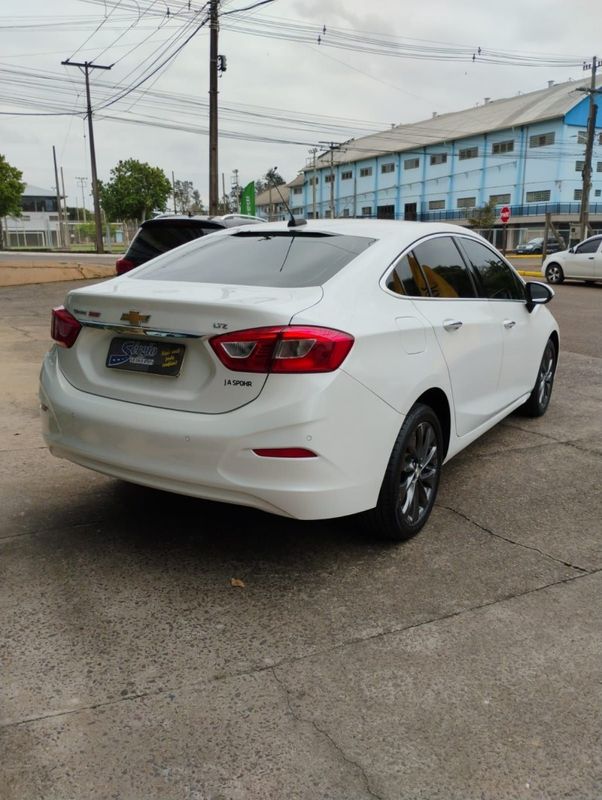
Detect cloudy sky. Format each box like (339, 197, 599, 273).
(1, 0, 600, 210)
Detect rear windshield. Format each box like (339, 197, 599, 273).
(126, 220, 223, 263)
(134, 231, 376, 287)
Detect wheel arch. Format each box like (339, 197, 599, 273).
(414, 387, 451, 460)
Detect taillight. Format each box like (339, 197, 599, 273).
(116, 257, 135, 275)
(51, 306, 81, 348)
(210, 326, 354, 374)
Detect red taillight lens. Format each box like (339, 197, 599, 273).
(51, 306, 82, 348)
(116, 257, 135, 275)
(210, 326, 354, 374)
(253, 448, 317, 458)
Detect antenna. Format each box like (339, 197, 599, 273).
(268, 167, 306, 228)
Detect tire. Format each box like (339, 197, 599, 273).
(519, 338, 557, 418)
(363, 403, 443, 541)
(545, 263, 564, 284)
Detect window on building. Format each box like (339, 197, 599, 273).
(381, 162, 395, 174)
(325, 174, 334, 183)
(404, 158, 420, 170)
(413, 237, 476, 298)
(359, 167, 373, 177)
(597, 162, 602, 172)
(342, 208, 350, 217)
(492, 140, 514, 154)
(526, 190, 551, 202)
(489, 193, 511, 205)
(341, 171, 352, 180)
(430, 153, 447, 166)
(361, 206, 372, 216)
(324, 209, 333, 218)
(576, 160, 585, 172)
(458, 146, 479, 160)
(529, 132, 555, 148)
(458, 238, 524, 301)
(292, 207, 304, 215)
(457, 197, 476, 209)
(292, 186, 303, 195)
(574, 189, 582, 200)
(577, 131, 587, 144)
(428, 200, 445, 210)
(386, 251, 430, 297)
(596, 190, 601, 197)
(308, 177, 318, 186)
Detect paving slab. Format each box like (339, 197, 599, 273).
(1, 483, 577, 725)
(274, 571, 602, 800)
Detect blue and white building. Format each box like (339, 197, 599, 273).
(298, 77, 602, 243)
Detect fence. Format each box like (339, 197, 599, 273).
(3, 219, 132, 251)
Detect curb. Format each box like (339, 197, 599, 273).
(0, 263, 115, 287)
(516, 270, 544, 277)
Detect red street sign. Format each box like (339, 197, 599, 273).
(500, 206, 510, 224)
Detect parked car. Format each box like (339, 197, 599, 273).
(542, 235, 602, 284)
(115, 213, 263, 275)
(41, 220, 558, 541)
(515, 236, 564, 255)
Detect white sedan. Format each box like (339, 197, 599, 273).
(542, 234, 602, 284)
(40, 220, 558, 541)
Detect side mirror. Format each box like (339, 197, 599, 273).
(525, 281, 554, 313)
(568, 246, 575, 254)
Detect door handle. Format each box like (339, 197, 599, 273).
(503, 319, 516, 329)
(443, 319, 463, 331)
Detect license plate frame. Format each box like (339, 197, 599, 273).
(106, 337, 185, 377)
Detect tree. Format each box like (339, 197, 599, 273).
(0, 154, 25, 249)
(173, 179, 206, 215)
(255, 168, 285, 195)
(467, 199, 497, 234)
(99, 159, 172, 222)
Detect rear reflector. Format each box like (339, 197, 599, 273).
(253, 448, 317, 458)
(51, 306, 82, 348)
(116, 257, 136, 275)
(210, 326, 354, 373)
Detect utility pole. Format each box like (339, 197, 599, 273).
(231, 168, 240, 212)
(76, 176, 87, 215)
(318, 141, 342, 218)
(52, 146, 64, 249)
(209, 0, 219, 214)
(578, 56, 600, 241)
(172, 170, 178, 214)
(308, 147, 318, 219)
(61, 59, 112, 253)
(60, 166, 70, 250)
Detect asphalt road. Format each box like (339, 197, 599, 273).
(1, 279, 601, 800)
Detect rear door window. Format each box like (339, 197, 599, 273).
(575, 238, 601, 254)
(412, 237, 477, 298)
(457, 238, 525, 300)
(127, 221, 223, 263)
(136, 231, 376, 287)
(386, 251, 431, 297)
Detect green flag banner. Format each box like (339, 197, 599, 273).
(240, 181, 256, 216)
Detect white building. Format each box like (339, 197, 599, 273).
(3, 184, 61, 248)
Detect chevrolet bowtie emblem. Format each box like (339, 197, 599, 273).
(121, 310, 150, 326)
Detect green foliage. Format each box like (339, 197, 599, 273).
(0, 154, 25, 249)
(173, 179, 205, 215)
(99, 159, 172, 222)
(467, 199, 497, 230)
(255, 168, 285, 195)
(66, 206, 93, 221)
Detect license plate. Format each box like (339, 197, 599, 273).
(106, 338, 185, 376)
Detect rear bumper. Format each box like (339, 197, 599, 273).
(40, 349, 402, 520)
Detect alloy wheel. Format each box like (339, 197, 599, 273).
(546, 264, 563, 284)
(398, 421, 439, 525)
(537, 342, 555, 408)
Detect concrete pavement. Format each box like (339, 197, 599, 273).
(0, 251, 116, 286)
(1, 279, 601, 799)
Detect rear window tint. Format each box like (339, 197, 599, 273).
(135, 231, 376, 287)
(126, 221, 222, 263)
